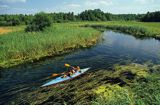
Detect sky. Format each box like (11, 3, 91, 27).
(0, 0, 160, 14)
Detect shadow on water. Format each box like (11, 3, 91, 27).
(1, 31, 160, 104)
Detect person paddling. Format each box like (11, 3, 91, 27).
(76, 66, 81, 72)
(64, 63, 80, 77)
(51, 64, 81, 78)
(64, 63, 75, 72)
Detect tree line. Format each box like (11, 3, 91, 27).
(0, 12, 76, 26)
(0, 9, 159, 27)
(141, 11, 160, 22)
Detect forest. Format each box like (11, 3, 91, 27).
(0, 9, 160, 26)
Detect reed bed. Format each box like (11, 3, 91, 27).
(0, 23, 100, 68)
(82, 21, 160, 38)
(1, 21, 160, 68)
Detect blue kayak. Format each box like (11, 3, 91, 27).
(41, 68, 90, 87)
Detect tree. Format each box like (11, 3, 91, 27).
(78, 9, 107, 21)
(0, 10, 159, 27)
(141, 11, 160, 22)
(25, 12, 52, 32)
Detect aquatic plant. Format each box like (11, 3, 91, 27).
(92, 84, 134, 105)
(6, 63, 160, 105)
(92, 64, 160, 105)
(113, 63, 149, 78)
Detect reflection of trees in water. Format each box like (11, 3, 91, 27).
(0, 69, 2, 78)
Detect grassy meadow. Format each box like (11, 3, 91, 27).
(0, 21, 160, 68)
(0, 23, 100, 68)
(83, 21, 160, 38)
(0, 26, 24, 35)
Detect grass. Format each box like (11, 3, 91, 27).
(0, 26, 24, 35)
(0, 23, 100, 68)
(0, 27, 12, 35)
(0, 21, 160, 68)
(82, 21, 160, 38)
(7, 63, 160, 105)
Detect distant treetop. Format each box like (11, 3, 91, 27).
(0, 9, 160, 27)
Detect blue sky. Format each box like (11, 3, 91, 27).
(0, 0, 160, 14)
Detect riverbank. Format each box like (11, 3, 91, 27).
(83, 21, 160, 39)
(1, 21, 160, 69)
(0, 23, 101, 69)
(8, 63, 160, 105)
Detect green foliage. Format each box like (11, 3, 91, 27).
(150, 65, 160, 73)
(25, 12, 52, 32)
(132, 80, 160, 105)
(141, 11, 160, 22)
(1, 21, 160, 68)
(85, 21, 160, 38)
(92, 64, 160, 105)
(78, 9, 142, 21)
(1, 10, 159, 27)
(111, 14, 143, 21)
(0, 12, 77, 26)
(0, 15, 21, 26)
(51, 12, 76, 23)
(0, 23, 100, 68)
(92, 79, 160, 105)
(104, 25, 151, 37)
(92, 85, 134, 105)
(114, 64, 149, 78)
(79, 9, 107, 21)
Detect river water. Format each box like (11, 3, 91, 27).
(0, 31, 160, 104)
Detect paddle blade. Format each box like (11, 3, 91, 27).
(64, 63, 70, 67)
(51, 73, 59, 77)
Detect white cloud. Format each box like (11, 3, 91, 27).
(85, 0, 113, 7)
(135, 0, 155, 4)
(54, 0, 113, 14)
(98, 0, 113, 6)
(0, 4, 9, 10)
(66, 4, 81, 9)
(0, 0, 26, 3)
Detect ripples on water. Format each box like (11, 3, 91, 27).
(1, 31, 160, 104)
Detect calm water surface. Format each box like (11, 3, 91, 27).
(1, 31, 160, 104)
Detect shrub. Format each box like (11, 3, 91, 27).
(25, 12, 51, 32)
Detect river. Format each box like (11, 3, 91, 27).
(0, 31, 160, 104)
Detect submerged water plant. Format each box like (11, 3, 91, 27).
(92, 84, 134, 105)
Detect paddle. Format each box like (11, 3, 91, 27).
(51, 73, 60, 77)
(43, 72, 65, 80)
(50, 63, 73, 78)
(51, 72, 66, 77)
